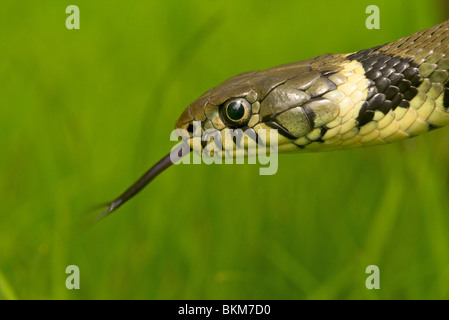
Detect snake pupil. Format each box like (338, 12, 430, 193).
(227, 101, 245, 121)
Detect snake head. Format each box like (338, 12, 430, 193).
(175, 57, 342, 156)
(101, 54, 345, 218)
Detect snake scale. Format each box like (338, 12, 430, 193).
(100, 20, 449, 217)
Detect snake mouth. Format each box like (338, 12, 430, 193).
(175, 119, 298, 159)
(97, 144, 189, 220)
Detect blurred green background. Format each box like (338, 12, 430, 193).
(1, 0, 449, 300)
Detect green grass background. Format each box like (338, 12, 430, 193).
(1, 0, 449, 299)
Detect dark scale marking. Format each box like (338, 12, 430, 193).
(403, 87, 418, 101)
(347, 45, 385, 61)
(302, 105, 316, 128)
(293, 143, 306, 149)
(375, 77, 391, 92)
(357, 110, 375, 126)
(366, 85, 377, 100)
(381, 67, 395, 78)
(358, 101, 369, 114)
(398, 79, 411, 92)
(373, 61, 387, 71)
(389, 73, 404, 86)
(347, 47, 422, 127)
(394, 61, 410, 74)
(232, 134, 238, 146)
(399, 100, 410, 109)
(444, 86, 449, 109)
(410, 74, 422, 87)
(364, 57, 379, 68)
(265, 121, 297, 140)
(390, 93, 404, 110)
(368, 93, 386, 110)
(365, 69, 382, 80)
(320, 125, 329, 137)
(386, 58, 401, 68)
(403, 67, 419, 80)
(247, 127, 265, 147)
(379, 100, 392, 114)
(357, 101, 374, 126)
(385, 85, 399, 100)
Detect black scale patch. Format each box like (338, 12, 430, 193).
(346, 46, 423, 127)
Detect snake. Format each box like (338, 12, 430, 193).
(99, 20, 449, 219)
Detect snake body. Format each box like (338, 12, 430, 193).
(176, 20, 449, 156)
(102, 20, 449, 216)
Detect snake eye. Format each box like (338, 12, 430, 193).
(220, 98, 252, 127)
(227, 101, 245, 120)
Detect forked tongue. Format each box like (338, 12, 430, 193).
(96, 144, 189, 221)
